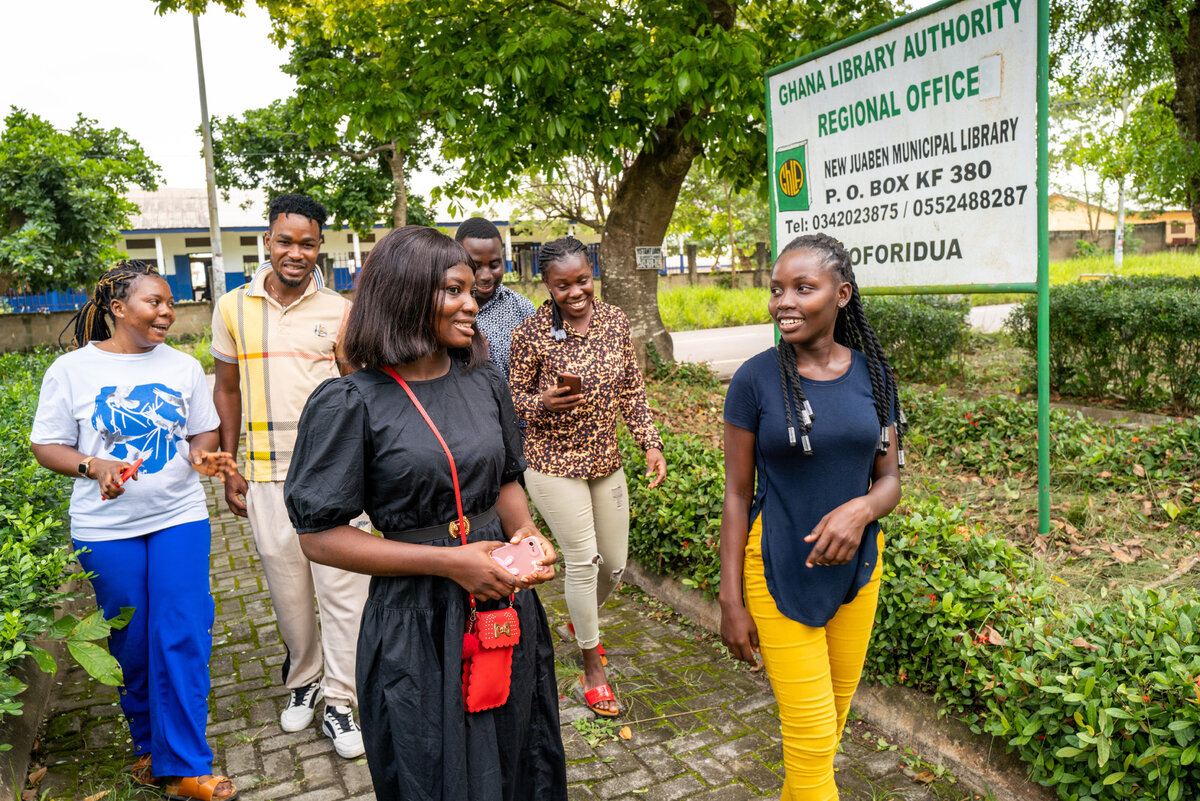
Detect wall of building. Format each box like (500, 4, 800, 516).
(1047, 222, 1179, 261)
(0, 301, 213, 353)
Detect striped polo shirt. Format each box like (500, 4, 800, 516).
(211, 265, 350, 481)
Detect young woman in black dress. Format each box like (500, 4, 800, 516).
(284, 226, 567, 801)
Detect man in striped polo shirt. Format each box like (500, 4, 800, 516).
(211, 194, 369, 759)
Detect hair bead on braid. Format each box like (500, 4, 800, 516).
(60, 260, 159, 350)
(773, 234, 907, 465)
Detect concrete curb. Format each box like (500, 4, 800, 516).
(623, 560, 1057, 801)
(0, 642, 67, 799)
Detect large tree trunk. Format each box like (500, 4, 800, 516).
(386, 143, 408, 227)
(1171, 4, 1200, 233)
(599, 111, 701, 368)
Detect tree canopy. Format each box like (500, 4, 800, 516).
(157, 0, 898, 359)
(210, 97, 433, 233)
(0, 108, 159, 295)
(1052, 0, 1200, 227)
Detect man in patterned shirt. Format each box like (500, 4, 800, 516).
(211, 194, 369, 759)
(455, 217, 535, 377)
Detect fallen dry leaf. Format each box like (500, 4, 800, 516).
(981, 624, 1008, 646)
(83, 792, 109, 801)
(618, 726, 632, 740)
(1070, 637, 1100, 651)
(21, 790, 36, 801)
(28, 766, 46, 785)
(913, 771, 936, 784)
(1134, 464, 1146, 477)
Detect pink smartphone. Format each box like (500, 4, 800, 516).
(491, 537, 546, 577)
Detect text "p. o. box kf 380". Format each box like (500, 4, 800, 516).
(767, 0, 1040, 290)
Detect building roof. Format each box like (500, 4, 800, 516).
(125, 188, 268, 230)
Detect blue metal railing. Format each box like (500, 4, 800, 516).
(4, 289, 90, 313)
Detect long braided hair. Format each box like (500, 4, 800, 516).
(539, 236, 590, 341)
(773, 234, 906, 466)
(60, 260, 160, 349)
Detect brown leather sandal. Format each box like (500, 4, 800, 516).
(163, 775, 239, 801)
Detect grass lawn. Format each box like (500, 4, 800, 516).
(644, 332, 1200, 606)
(971, 250, 1200, 305)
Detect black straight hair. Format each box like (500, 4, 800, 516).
(268, 193, 328, 231)
(773, 233, 907, 465)
(60, 260, 161, 349)
(342, 226, 487, 371)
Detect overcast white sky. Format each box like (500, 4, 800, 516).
(1, 0, 295, 189)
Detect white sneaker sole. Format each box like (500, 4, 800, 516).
(322, 721, 366, 758)
(280, 688, 324, 732)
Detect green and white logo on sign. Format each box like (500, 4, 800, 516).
(775, 140, 809, 212)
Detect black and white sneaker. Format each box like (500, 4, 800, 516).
(322, 704, 365, 758)
(280, 682, 323, 732)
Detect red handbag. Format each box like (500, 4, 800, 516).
(384, 366, 518, 713)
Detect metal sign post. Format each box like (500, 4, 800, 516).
(765, 0, 1051, 534)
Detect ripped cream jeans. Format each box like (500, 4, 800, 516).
(524, 467, 629, 650)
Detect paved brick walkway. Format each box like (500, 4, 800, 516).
(31, 480, 972, 801)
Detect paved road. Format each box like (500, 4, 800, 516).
(29, 479, 971, 801)
(671, 304, 1016, 380)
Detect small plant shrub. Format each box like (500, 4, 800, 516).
(0, 352, 128, 726)
(168, 326, 214, 374)
(1007, 276, 1200, 412)
(981, 588, 1200, 800)
(863, 295, 970, 382)
(904, 389, 1199, 525)
(621, 371, 1200, 800)
(866, 499, 1048, 713)
(867, 499, 1200, 801)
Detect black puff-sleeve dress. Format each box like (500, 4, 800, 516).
(285, 361, 567, 801)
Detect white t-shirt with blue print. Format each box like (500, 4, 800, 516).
(30, 343, 220, 541)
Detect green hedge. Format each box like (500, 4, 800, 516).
(863, 295, 970, 382)
(1006, 276, 1200, 413)
(874, 500, 1200, 801)
(0, 352, 127, 728)
(620, 378, 1200, 800)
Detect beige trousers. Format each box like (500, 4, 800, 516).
(524, 467, 629, 650)
(245, 481, 370, 706)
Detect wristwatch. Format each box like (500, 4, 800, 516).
(78, 456, 97, 478)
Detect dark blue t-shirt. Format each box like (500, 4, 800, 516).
(724, 348, 892, 626)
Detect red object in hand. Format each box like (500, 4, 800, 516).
(101, 458, 143, 501)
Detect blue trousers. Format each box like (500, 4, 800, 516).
(74, 518, 215, 777)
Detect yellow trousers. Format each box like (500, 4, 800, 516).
(743, 518, 882, 801)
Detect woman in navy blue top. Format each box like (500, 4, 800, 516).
(719, 233, 903, 800)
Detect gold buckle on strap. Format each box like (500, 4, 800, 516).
(449, 518, 470, 538)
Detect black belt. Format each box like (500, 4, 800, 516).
(382, 506, 498, 544)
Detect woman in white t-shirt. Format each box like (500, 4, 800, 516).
(30, 262, 240, 801)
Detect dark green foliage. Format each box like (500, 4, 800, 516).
(0, 109, 159, 293)
(0, 352, 129, 724)
(1006, 276, 1200, 412)
(869, 499, 1200, 801)
(866, 500, 1046, 713)
(620, 430, 723, 597)
(863, 295, 970, 382)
